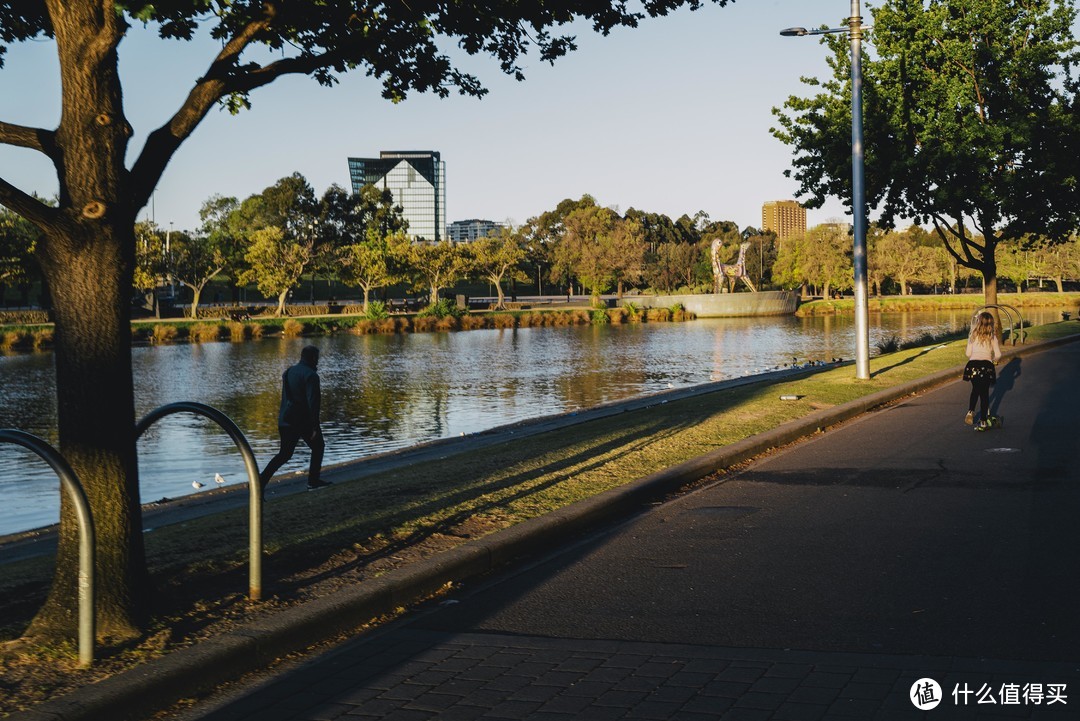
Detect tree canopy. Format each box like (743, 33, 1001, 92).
(771, 0, 1080, 305)
(0, 0, 731, 644)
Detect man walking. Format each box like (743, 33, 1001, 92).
(259, 345, 331, 491)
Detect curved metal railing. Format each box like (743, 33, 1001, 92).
(135, 402, 264, 600)
(0, 430, 96, 667)
(972, 304, 1026, 345)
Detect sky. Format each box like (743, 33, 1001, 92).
(2, 1, 877, 234)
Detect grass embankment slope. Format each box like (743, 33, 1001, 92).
(1, 320, 1078, 713)
(797, 291, 1080, 316)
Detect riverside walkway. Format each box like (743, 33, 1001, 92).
(156, 341, 1080, 721)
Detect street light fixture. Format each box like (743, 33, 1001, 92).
(781, 0, 871, 380)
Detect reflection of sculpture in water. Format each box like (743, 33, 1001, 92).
(711, 239, 757, 293)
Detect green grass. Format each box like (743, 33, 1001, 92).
(798, 292, 1080, 316)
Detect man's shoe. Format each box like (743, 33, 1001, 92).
(964, 411, 974, 425)
(307, 479, 332, 491)
(974, 421, 989, 432)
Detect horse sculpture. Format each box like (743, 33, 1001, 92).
(711, 239, 757, 293)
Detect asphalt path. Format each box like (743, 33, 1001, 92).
(174, 342, 1080, 721)
(420, 343, 1080, 663)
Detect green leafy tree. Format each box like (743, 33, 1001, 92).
(0, 206, 39, 285)
(471, 227, 528, 309)
(0, 0, 731, 641)
(316, 184, 406, 298)
(876, 227, 938, 295)
(170, 231, 228, 317)
(801, 224, 853, 299)
(996, 240, 1038, 293)
(401, 240, 473, 307)
(525, 195, 600, 294)
(647, 241, 701, 292)
(772, 0, 1080, 308)
(555, 205, 622, 300)
(338, 231, 407, 312)
(236, 227, 313, 315)
(1034, 236, 1080, 292)
(607, 217, 647, 298)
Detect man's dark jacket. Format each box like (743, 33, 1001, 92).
(278, 360, 320, 430)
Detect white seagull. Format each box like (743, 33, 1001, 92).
(214, 473, 226, 485)
(192, 480, 205, 490)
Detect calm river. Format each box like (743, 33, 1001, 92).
(0, 307, 1064, 535)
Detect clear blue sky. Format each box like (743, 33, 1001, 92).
(2, 2, 888, 233)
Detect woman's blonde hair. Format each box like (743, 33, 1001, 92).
(969, 311, 997, 343)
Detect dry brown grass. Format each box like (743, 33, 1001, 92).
(434, 316, 459, 332)
(282, 319, 305, 337)
(227, 322, 248, 341)
(0, 331, 31, 350)
(492, 313, 516, 329)
(151, 324, 178, 344)
(459, 314, 489, 331)
(189, 323, 223, 343)
(412, 316, 436, 333)
(646, 308, 672, 322)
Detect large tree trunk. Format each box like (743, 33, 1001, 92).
(24, 2, 149, 642)
(189, 284, 203, 319)
(29, 224, 148, 641)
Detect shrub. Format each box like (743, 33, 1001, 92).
(569, 310, 592, 325)
(190, 323, 223, 342)
(435, 315, 459, 332)
(875, 335, 901, 354)
(0, 331, 31, 350)
(459, 314, 489, 330)
(646, 308, 671, 322)
(152, 324, 178, 343)
(351, 319, 376, 335)
(493, 313, 516, 329)
(227, 321, 248, 341)
(622, 302, 643, 322)
(248, 323, 264, 340)
(31, 329, 54, 349)
(412, 316, 437, 332)
(364, 300, 389, 321)
(282, 319, 305, 337)
(417, 298, 464, 319)
(591, 309, 611, 324)
(607, 308, 628, 324)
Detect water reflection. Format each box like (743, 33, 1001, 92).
(0, 307, 1066, 535)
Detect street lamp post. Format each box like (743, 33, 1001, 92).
(781, 0, 871, 380)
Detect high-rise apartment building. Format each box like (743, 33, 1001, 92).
(447, 219, 502, 242)
(347, 151, 446, 241)
(761, 200, 807, 240)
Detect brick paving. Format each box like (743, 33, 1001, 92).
(195, 630, 1078, 721)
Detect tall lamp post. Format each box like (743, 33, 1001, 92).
(781, 0, 870, 380)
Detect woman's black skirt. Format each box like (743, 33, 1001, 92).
(963, 360, 996, 383)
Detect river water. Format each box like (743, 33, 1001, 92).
(0, 307, 1065, 535)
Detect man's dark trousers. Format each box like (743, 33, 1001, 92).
(259, 425, 324, 487)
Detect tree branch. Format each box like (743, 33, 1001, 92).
(0, 177, 59, 229)
(128, 3, 341, 211)
(0, 121, 58, 158)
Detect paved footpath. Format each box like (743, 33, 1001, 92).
(173, 343, 1080, 721)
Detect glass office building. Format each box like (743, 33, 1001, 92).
(348, 151, 446, 241)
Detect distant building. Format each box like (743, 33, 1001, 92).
(447, 219, 503, 243)
(761, 200, 807, 240)
(348, 151, 446, 241)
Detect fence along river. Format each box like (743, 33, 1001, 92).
(0, 307, 1065, 536)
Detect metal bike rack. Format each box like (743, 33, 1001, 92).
(135, 402, 264, 600)
(0, 429, 96, 667)
(972, 304, 1026, 345)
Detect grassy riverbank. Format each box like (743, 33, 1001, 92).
(0, 303, 694, 353)
(797, 291, 1080, 316)
(2, 320, 1079, 713)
